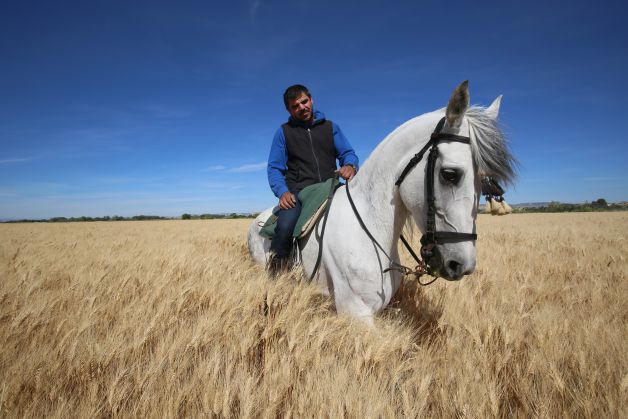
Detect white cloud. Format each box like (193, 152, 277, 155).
(229, 162, 266, 173)
(200, 181, 243, 190)
(582, 176, 623, 182)
(249, 0, 262, 18)
(203, 165, 227, 172)
(0, 157, 34, 164)
(200, 162, 267, 173)
(141, 104, 191, 119)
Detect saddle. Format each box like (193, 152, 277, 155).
(259, 178, 340, 239)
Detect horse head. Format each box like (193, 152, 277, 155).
(398, 81, 515, 280)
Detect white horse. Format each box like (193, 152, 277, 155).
(248, 81, 516, 323)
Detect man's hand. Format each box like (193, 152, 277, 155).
(336, 165, 356, 181)
(278, 191, 297, 209)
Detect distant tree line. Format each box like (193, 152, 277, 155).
(511, 199, 628, 213)
(3, 215, 171, 223)
(181, 213, 259, 220)
(3, 213, 260, 223)
(7, 199, 624, 223)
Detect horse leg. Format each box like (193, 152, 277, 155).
(327, 271, 377, 325)
(334, 292, 375, 325)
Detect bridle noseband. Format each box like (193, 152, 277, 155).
(345, 116, 477, 283)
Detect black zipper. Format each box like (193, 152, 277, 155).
(307, 128, 322, 182)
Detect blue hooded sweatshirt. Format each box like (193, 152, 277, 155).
(267, 110, 359, 198)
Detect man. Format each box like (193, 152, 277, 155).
(267, 84, 359, 274)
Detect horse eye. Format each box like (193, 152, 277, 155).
(440, 168, 460, 184)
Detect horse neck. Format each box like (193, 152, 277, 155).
(348, 111, 443, 249)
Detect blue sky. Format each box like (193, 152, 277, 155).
(1, 0, 627, 219)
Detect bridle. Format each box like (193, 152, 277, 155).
(346, 116, 477, 284)
(396, 116, 478, 263)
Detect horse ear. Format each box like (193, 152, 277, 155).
(446, 80, 470, 128)
(485, 95, 502, 120)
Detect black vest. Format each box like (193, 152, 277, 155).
(282, 119, 337, 193)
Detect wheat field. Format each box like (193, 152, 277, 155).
(0, 213, 626, 418)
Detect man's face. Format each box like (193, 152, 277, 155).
(287, 93, 314, 122)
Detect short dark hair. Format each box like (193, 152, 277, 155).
(283, 84, 311, 109)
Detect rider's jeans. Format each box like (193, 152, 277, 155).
(269, 195, 302, 258)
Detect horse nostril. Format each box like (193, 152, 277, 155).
(447, 260, 461, 273)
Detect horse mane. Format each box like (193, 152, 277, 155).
(465, 106, 518, 186)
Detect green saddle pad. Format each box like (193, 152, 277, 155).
(259, 178, 340, 239)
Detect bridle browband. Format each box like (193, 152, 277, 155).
(346, 116, 477, 283)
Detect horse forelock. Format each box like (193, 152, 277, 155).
(465, 106, 517, 186)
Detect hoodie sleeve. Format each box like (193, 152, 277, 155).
(267, 127, 290, 198)
(332, 121, 359, 169)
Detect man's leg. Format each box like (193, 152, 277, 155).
(269, 198, 302, 273)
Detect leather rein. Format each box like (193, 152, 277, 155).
(346, 116, 477, 284)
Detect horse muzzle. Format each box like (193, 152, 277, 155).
(423, 243, 476, 281)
